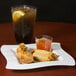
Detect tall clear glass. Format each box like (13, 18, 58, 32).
(11, 5, 36, 44)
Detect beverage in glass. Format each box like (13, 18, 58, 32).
(11, 5, 36, 44)
(35, 35, 53, 51)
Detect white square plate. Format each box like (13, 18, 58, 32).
(0, 42, 75, 70)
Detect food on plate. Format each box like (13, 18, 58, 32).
(33, 49, 58, 62)
(33, 49, 51, 61)
(50, 52, 58, 61)
(17, 43, 34, 63)
(16, 43, 59, 63)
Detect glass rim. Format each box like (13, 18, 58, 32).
(35, 35, 53, 40)
(11, 5, 37, 12)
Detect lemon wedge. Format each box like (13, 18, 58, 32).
(12, 10, 25, 22)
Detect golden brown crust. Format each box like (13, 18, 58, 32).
(33, 49, 52, 62)
(17, 50, 34, 63)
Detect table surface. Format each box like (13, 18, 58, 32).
(0, 22, 76, 76)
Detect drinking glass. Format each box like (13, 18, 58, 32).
(35, 35, 53, 51)
(11, 5, 36, 44)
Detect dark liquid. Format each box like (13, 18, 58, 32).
(14, 26, 33, 44)
(13, 8, 36, 44)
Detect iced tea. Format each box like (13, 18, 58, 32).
(11, 5, 36, 44)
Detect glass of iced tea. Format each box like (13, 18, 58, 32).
(11, 5, 36, 44)
(35, 35, 53, 51)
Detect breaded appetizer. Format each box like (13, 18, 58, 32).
(33, 49, 58, 62)
(17, 43, 34, 63)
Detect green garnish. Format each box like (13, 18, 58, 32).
(52, 53, 55, 59)
(21, 50, 27, 52)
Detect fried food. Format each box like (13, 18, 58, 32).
(17, 43, 34, 63)
(33, 49, 52, 62)
(16, 43, 58, 63)
(17, 51, 34, 63)
(33, 49, 58, 62)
